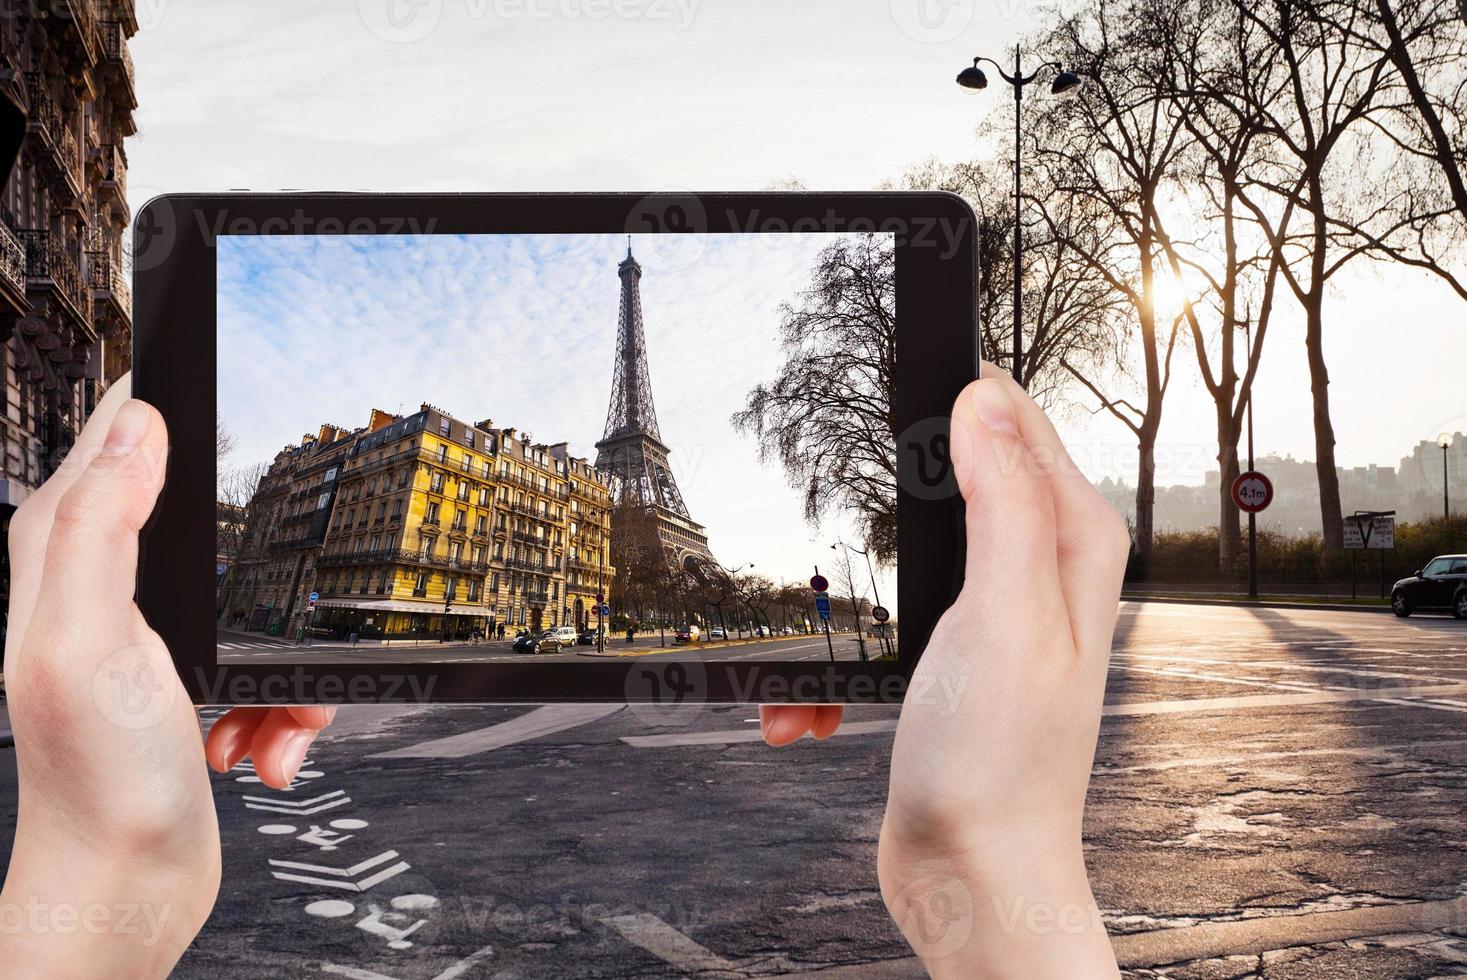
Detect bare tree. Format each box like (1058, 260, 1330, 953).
(732, 235, 898, 564)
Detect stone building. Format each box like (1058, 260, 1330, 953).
(0, 1, 136, 608)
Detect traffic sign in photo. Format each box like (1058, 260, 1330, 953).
(872, 605, 890, 623)
(1231, 470, 1274, 514)
(809, 574, 829, 593)
(813, 591, 832, 621)
(1344, 512, 1395, 550)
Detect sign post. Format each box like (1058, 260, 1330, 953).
(1344, 511, 1396, 599)
(812, 567, 835, 662)
(596, 592, 606, 653)
(1232, 469, 1273, 598)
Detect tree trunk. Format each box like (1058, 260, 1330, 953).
(1134, 420, 1158, 562)
(1217, 406, 1242, 574)
(1306, 292, 1343, 546)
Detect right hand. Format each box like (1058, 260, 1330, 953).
(763, 364, 1129, 978)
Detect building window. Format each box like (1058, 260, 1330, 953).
(439, 418, 451, 437)
(475, 515, 487, 535)
(465, 431, 475, 449)
(430, 472, 445, 493)
(437, 445, 449, 465)
(414, 572, 429, 597)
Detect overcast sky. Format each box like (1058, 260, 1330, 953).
(218, 231, 897, 604)
(138, 0, 1465, 510)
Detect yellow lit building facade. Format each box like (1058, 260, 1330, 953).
(225, 403, 614, 641)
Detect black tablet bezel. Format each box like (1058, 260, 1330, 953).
(134, 192, 975, 704)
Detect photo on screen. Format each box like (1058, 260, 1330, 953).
(215, 232, 897, 665)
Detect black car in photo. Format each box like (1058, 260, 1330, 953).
(1391, 555, 1467, 619)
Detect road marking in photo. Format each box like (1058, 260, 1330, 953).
(370, 704, 624, 759)
(269, 849, 411, 892)
(320, 943, 496, 980)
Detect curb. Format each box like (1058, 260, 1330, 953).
(577, 633, 855, 659)
(1122, 593, 1393, 614)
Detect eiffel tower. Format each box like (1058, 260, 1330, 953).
(595, 242, 716, 577)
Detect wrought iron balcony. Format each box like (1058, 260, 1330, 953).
(0, 221, 25, 311)
(20, 231, 90, 327)
(102, 22, 136, 106)
(96, 143, 128, 214)
(87, 250, 131, 323)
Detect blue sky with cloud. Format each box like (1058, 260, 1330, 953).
(219, 232, 897, 605)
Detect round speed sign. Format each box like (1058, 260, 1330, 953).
(1231, 470, 1274, 514)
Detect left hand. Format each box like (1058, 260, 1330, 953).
(0, 377, 333, 977)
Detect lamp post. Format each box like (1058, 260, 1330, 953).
(719, 562, 754, 637)
(957, 47, 1082, 388)
(1440, 434, 1454, 522)
(829, 542, 869, 662)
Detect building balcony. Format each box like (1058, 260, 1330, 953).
(318, 546, 492, 575)
(20, 230, 93, 334)
(94, 142, 128, 219)
(0, 219, 27, 316)
(87, 250, 130, 331)
(101, 22, 137, 109)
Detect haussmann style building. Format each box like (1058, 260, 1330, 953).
(221, 404, 614, 643)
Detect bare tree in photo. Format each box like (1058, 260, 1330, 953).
(732, 235, 898, 565)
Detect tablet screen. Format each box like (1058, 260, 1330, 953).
(214, 232, 898, 667)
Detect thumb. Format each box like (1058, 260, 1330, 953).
(32, 400, 168, 627)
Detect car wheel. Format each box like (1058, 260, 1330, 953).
(1454, 590, 1467, 620)
(1391, 590, 1411, 617)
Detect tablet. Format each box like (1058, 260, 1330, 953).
(133, 192, 975, 704)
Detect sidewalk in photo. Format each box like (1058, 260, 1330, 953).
(576, 632, 866, 658)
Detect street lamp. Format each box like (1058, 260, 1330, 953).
(1439, 433, 1454, 522)
(830, 541, 871, 662)
(957, 46, 1082, 388)
(719, 562, 754, 637)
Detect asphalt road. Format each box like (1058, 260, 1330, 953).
(216, 628, 879, 664)
(3, 601, 1466, 978)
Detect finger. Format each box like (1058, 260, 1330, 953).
(977, 362, 1130, 655)
(204, 707, 270, 772)
(950, 378, 1063, 593)
(810, 705, 844, 740)
(249, 708, 321, 789)
(31, 401, 167, 629)
(760, 705, 817, 747)
(4, 377, 137, 652)
(284, 705, 337, 731)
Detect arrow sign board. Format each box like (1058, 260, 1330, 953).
(600, 604, 611, 616)
(814, 592, 832, 620)
(809, 574, 829, 593)
(309, 591, 320, 602)
(1231, 471, 1273, 513)
(872, 605, 890, 623)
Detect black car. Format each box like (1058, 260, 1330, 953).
(577, 628, 599, 646)
(511, 631, 537, 653)
(1391, 554, 1467, 618)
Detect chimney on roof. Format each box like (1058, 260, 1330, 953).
(476, 418, 493, 431)
(367, 409, 397, 433)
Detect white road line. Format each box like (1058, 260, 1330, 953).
(623, 719, 899, 748)
(370, 704, 624, 759)
(320, 944, 495, 980)
(602, 913, 742, 977)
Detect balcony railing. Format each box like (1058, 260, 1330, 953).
(66, 0, 102, 63)
(97, 143, 127, 205)
(318, 546, 492, 574)
(87, 250, 131, 318)
(0, 221, 24, 301)
(20, 231, 88, 321)
(103, 22, 136, 101)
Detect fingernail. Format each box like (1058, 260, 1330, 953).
(279, 731, 314, 784)
(970, 380, 1018, 436)
(760, 710, 774, 739)
(216, 731, 249, 772)
(102, 400, 151, 456)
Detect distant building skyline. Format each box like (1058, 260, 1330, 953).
(1098, 432, 1467, 535)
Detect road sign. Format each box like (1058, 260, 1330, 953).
(872, 605, 890, 623)
(1344, 512, 1395, 550)
(1231, 471, 1273, 513)
(595, 592, 605, 604)
(809, 574, 829, 593)
(309, 591, 320, 602)
(600, 604, 611, 616)
(814, 592, 832, 621)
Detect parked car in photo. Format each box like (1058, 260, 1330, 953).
(708, 626, 726, 640)
(549, 625, 578, 645)
(512, 631, 537, 653)
(577, 627, 599, 645)
(1391, 555, 1467, 618)
(674, 624, 701, 643)
(781, 626, 793, 635)
(754, 626, 770, 637)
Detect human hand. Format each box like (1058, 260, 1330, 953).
(0, 378, 334, 978)
(762, 363, 1128, 978)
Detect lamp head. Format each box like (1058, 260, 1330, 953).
(1439, 433, 1454, 449)
(956, 61, 988, 90)
(1051, 69, 1083, 98)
